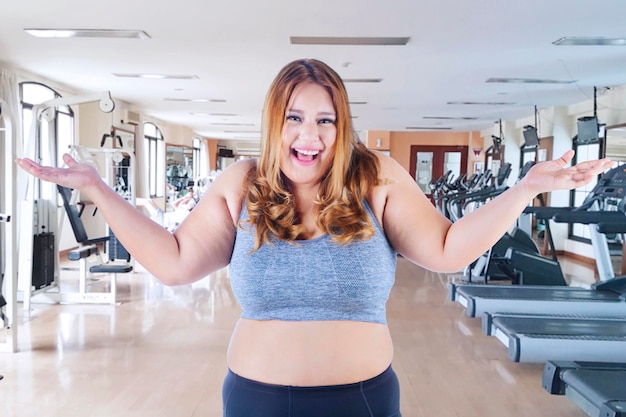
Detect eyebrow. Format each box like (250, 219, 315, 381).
(287, 108, 336, 117)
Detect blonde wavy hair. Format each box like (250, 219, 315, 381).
(245, 58, 381, 251)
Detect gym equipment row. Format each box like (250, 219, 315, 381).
(462, 161, 569, 285)
(431, 163, 511, 222)
(448, 164, 626, 416)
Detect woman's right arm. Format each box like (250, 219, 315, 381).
(17, 154, 250, 285)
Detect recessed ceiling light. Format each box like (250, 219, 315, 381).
(162, 98, 225, 102)
(210, 123, 255, 126)
(423, 116, 478, 120)
(447, 101, 516, 106)
(115, 74, 199, 80)
(553, 37, 626, 46)
(406, 126, 453, 130)
(486, 77, 575, 84)
(233, 135, 261, 140)
(290, 36, 409, 46)
(24, 28, 150, 39)
(342, 78, 382, 83)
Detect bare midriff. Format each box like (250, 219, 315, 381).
(227, 318, 394, 386)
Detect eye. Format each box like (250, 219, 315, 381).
(318, 118, 336, 125)
(286, 114, 302, 123)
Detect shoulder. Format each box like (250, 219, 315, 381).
(366, 152, 409, 226)
(375, 151, 405, 180)
(207, 158, 256, 223)
(369, 152, 410, 195)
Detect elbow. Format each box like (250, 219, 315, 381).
(401, 252, 471, 274)
(150, 260, 229, 286)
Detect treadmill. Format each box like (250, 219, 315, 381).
(449, 282, 626, 318)
(482, 312, 626, 363)
(449, 163, 626, 318)
(543, 361, 626, 417)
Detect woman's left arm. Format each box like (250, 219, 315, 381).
(380, 150, 614, 272)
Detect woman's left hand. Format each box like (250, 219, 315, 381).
(522, 150, 616, 195)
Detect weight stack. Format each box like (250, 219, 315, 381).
(32, 232, 55, 290)
(108, 228, 130, 262)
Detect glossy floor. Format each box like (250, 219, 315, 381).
(0, 257, 597, 417)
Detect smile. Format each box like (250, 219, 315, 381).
(292, 148, 320, 162)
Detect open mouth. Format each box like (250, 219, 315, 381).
(292, 148, 320, 162)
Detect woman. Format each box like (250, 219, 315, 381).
(17, 59, 613, 416)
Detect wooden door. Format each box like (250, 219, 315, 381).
(409, 145, 468, 202)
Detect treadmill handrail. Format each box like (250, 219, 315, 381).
(552, 211, 625, 224)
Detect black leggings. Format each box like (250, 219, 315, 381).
(222, 366, 402, 417)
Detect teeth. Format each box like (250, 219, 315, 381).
(295, 148, 319, 156)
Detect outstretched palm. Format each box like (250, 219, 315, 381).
(523, 150, 615, 195)
(17, 153, 101, 192)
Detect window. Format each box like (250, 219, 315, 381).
(569, 137, 603, 241)
(192, 137, 201, 179)
(20, 82, 74, 202)
(144, 122, 164, 197)
(519, 146, 536, 170)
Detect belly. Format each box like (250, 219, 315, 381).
(226, 318, 394, 386)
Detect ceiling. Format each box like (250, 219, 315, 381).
(2, 0, 626, 142)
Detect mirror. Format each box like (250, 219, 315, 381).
(605, 123, 626, 164)
(166, 144, 193, 204)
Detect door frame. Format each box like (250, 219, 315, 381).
(409, 145, 468, 200)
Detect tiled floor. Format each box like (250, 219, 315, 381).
(0, 254, 608, 417)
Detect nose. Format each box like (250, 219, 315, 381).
(298, 120, 320, 144)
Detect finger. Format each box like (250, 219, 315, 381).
(572, 158, 610, 172)
(63, 153, 78, 166)
(556, 150, 575, 166)
(16, 157, 39, 171)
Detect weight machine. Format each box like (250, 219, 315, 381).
(0, 97, 18, 353)
(17, 92, 117, 312)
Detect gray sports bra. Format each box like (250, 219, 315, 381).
(228, 200, 397, 324)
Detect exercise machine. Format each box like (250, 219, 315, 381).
(17, 92, 116, 311)
(461, 162, 566, 285)
(449, 282, 626, 317)
(0, 96, 18, 353)
(56, 185, 133, 304)
(543, 361, 626, 417)
(482, 312, 626, 363)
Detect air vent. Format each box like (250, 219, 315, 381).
(121, 110, 140, 126)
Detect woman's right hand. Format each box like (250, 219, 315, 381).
(16, 153, 102, 192)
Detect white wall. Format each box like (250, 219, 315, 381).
(481, 87, 626, 259)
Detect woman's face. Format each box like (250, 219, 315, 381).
(280, 82, 337, 189)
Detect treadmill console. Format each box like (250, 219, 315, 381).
(583, 164, 626, 210)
